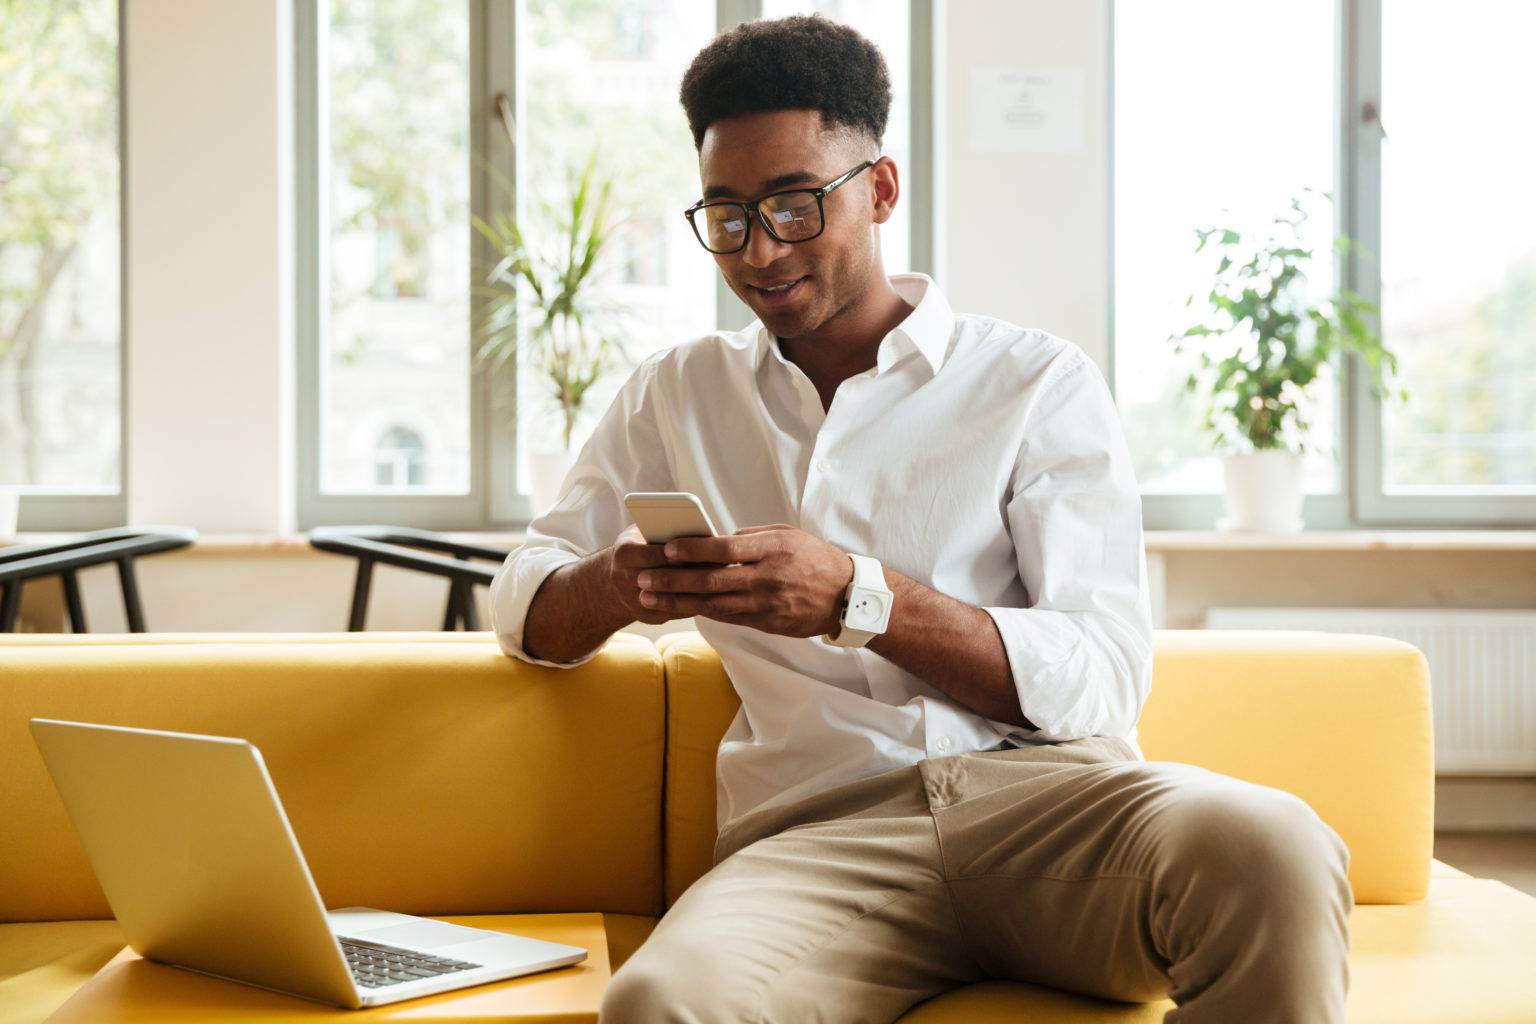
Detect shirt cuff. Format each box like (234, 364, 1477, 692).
(490, 546, 597, 668)
(982, 605, 1099, 741)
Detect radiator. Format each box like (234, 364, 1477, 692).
(1203, 608, 1536, 775)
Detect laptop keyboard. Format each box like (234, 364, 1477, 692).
(339, 937, 484, 989)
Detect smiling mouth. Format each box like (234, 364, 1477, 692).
(749, 276, 809, 302)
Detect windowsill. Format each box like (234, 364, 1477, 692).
(1145, 529, 1536, 552)
(9, 528, 1536, 555)
(1, 531, 530, 554)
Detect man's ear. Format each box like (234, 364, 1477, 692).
(870, 155, 900, 225)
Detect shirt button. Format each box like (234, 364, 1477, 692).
(815, 459, 832, 473)
(936, 736, 953, 752)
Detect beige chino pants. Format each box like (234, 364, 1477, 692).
(600, 736, 1354, 1024)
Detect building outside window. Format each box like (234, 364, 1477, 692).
(0, 0, 123, 530)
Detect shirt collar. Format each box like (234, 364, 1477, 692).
(750, 272, 955, 376)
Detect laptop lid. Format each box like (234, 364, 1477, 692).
(29, 718, 361, 1009)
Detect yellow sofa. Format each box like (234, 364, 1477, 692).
(4, 629, 1535, 1022)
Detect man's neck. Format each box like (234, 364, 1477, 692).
(778, 275, 914, 412)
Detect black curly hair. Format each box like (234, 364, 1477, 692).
(678, 14, 891, 151)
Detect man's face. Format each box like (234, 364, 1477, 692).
(696, 109, 894, 340)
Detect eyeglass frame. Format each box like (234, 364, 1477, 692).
(682, 159, 877, 255)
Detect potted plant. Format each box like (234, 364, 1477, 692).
(1170, 189, 1408, 531)
(472, 153, 631, 514)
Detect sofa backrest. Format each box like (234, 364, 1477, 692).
(5, 627, 1433, 923)
(2, 632, 666, 923)
(659, 629, 1434, 907)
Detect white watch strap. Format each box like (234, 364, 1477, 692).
(848, 553, 884, 589)
(824, 554, 888, 648)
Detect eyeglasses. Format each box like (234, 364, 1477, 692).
(683, 160, 876, 255)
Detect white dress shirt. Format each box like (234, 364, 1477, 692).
(491, 273, 1154, 835)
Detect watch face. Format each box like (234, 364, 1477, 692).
(845, 588, 890, 631)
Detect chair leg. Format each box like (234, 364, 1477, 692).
(456, 580, 481, 631)
(442, 582, 462, 631)
(62, 571, 88, 633)
(348, 559, 374, 631)
(0, 581, 19, 632)
(118, 558, 146, 632)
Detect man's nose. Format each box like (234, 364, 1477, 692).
(740, 215, 792, 269)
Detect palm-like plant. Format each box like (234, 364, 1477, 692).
(1170, 188, 1408, 456)
(472, 153, 630, 451)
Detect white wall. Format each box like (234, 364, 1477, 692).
(124, 0, 295, 534)
(940, 0, 1112, 373)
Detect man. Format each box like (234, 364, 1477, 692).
(490, 15, 1353, 1024)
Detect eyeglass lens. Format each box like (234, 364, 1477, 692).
(698, 191, 821, 252)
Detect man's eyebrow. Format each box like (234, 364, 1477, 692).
(702, 169, 821, 202)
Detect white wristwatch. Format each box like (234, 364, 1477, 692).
(822, 553, 894, 648)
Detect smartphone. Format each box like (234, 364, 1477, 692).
(623, 492, 720, 545)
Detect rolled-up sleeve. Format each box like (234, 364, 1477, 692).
(490, 353, 674, 667)
(982, 352, 1154, 741)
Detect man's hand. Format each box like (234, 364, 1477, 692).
(605, 524, 684, 626)
(634, 524, 855, 638)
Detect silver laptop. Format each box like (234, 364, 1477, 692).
(29, 718, 587, 1009)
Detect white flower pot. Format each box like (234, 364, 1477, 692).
(0, 488, 18, 541)
(1218, 451, 1305, 533)
(527, 447, 577, 519)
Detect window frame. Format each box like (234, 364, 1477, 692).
(1109, 0, 1536, 530)
(14, 0, 129, 532)
(295, 0, 501, 530)
(296, 0, 935, 529)
(1343, 0, 1536, 525)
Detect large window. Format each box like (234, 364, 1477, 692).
(1113, 0, 1338, 498)
(298, 0, 933, 528)
(1114, 0, 1536, 526)
(320, 0, 471, 496)
(1376, 1, 1536, 494)
(515, 0, 717, 480)
(0, 0, 123, 529)
(513, 0, 916, 478)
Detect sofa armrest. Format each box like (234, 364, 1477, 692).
(1137, 629, 1433, 904)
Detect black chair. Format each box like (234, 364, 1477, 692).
(0, 526, 198, 632)
(307, 526, 512, 631)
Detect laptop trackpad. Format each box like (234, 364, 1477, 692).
(358, 919, 501, 951)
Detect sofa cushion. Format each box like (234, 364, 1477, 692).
(0, 913, 660, 1024)
(899, 875, 1536, 1022)
(0, 919, 125, 1024)
(14, 873, 1534, 1023)
(603, 913, 659, 972)
(657, 630, 1433, 907)
(1, 632, 666, 922)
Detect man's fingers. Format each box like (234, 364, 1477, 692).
(665, 532, 768, 565)
(636, 590, 757, 620)
(733, 523, 793, 535)
(613, 540, 672, 569)
(637, 565, 755, 594)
